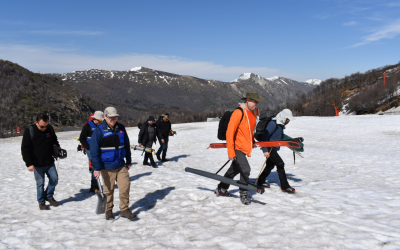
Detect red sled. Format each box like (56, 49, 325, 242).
(208, 140, 301, 149)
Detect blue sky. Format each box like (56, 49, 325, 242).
(0, 0, 399, 82)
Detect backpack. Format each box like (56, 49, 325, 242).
(255, 110, 277, 141)
(217, 107, 244, 140)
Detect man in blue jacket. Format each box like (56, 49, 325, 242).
(259, 109, 296, 193)
(91, 107, 135, 220)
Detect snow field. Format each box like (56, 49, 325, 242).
(0, 115, 400, 249)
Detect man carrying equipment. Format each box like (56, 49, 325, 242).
(258, 109, 296, 193)
(21, 114, 61, 210)
(215, 92, 264, 205)
(91, 107, 135, 220)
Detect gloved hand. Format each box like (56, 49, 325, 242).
(293, 137, 304, 143)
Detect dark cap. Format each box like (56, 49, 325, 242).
(148, 116, 155, 121)
(164, 113, 169, 118)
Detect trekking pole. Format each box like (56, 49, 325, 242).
(255, 148, 273, 186)
(289, 148, 303, 158)
(215, 160, 230, 174)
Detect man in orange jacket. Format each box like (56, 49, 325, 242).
(215, 92, 264, 205)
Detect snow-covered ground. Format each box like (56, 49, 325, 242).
(1, 115, 400, 249)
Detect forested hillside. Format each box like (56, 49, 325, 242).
(279, 62, 400, 116)
(0, 60, 103, 136)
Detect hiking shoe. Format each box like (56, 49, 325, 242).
(90, 186, 100, 193)
(143, 162, 150, 166)
(46, 198, 59, 207)
(120, 209, 136, 220)
(240, 191, 251, 205)
(156, 154, 161, 161)
(214, 187, 231, 197)
(161, 158, 169, 162)
(105, 210, 114, 220)
(258, 181, 270, 188)
(39, 203, 49, 210)
(282, 187, 296, 193)
(151, 162, 158, 168)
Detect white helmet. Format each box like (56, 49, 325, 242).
(274, 109, 295, 125)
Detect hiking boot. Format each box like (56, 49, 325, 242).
(156, 154, 161, 161)
(161, 158, 169, 162)
(120, 209, 136, 219)
(143, 162, 150, 166)
(105, 210, 114, 220)
(282, 187, 296, 193)
(39, 203, 49, 210)
(46, 197, 59, 207)
(90, 186, 100, 194)
(151, 162, 158, 168)
(214, 187, 231, 197)
(258, 181, 270, 188)
(240, 191, 251, 205)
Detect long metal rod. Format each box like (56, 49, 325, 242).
(215, 160, 231, 174)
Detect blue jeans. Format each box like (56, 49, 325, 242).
(34, 164, 58, 204)
(86, 150, 98, 188)
(157, 137, 169, 159)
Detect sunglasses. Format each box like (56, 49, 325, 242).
(149, 120, 155, 122)
(38, 125, 48, 129)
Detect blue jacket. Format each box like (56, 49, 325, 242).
(90, 120, 131, 171)
(261, 120, 284, 153)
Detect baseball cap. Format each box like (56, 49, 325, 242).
(104, 107, 119, 117)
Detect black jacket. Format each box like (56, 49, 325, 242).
(21, 124, 60, 167)
(79, 122, 94, 150)
(156, 118, 171, 140)
(138, 122, 162, 146)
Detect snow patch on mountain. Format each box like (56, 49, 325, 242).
(305, 79, 322, 85)
(130, 67, 142, 72)
(232, 73, 252, 82)
(266, 76, 279, 81)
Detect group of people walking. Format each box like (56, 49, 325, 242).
(21, 91, 298, 219)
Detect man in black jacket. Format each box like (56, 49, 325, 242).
(138, 116, 161, 168)
(79, 111, 103, 193)
(155, 113, 172, 162)
(21, 114, 61, 210)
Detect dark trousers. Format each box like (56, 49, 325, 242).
(218, 150, 251, 191)
(259, 148, 290, 189)
(143, 152, 155, 164)
(157, 137, 169, 159)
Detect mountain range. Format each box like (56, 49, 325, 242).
(48, 67, 318, 112)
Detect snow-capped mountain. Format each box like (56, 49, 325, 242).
(305, 79, 322, 85)
(47, 68, 317, 112)
(232, 73, 316, 105)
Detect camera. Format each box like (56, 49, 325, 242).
(53, 144, 67, 159)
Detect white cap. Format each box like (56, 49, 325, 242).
(91, 111, 104, 120)
(104, 107, 119, 117)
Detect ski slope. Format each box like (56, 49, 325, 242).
(1, 115, 400, 249)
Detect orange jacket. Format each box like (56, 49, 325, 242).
(226, 105, 257, 158)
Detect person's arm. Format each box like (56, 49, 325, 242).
(226, 110, 242, 160)
(123, 126, 131, 168)
(79, 124, 91, 150)
(21, 127, 35, 168)
(155, 120, 164, 140)
(261, 121, 277, 153)
(138, 124, 145, 145)
(90, 128, 103, 172)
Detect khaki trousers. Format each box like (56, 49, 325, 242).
(101, 166, 130, 211)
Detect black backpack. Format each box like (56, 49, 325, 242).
(255, 110, 277, 141)
(217, 107, 244, 140)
